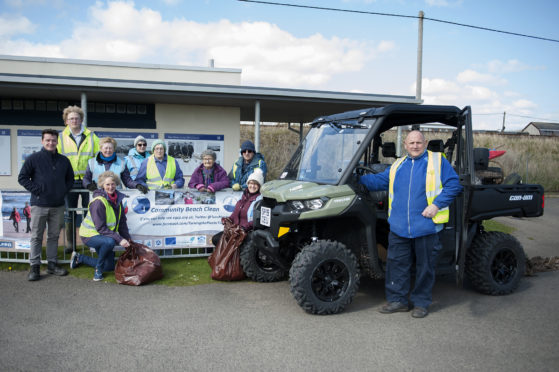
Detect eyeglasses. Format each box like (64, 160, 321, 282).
(137, 143, 147, 147)
(241, 150, 254, 154)
(202, 158, 214, 162)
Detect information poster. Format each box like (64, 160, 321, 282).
(96, 131, 158, 159)
(0, 191, 31, 250)
(17, 129, 42, 173)
(0, 129, 10, 175)
(164, 133, 224, 176)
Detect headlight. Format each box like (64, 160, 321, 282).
(304, 198, 324, 210)
(289, 197, 329, 212)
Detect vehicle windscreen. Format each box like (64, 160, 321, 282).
(280, 119, 372, 184)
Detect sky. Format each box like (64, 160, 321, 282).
(1, 0, 558, 131)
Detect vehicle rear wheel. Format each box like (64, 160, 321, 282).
(240, 234, 287, 282)
(466, 231, 526, 295)
(289, 240, 360, 315)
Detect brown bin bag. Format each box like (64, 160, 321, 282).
(115, 241, 163, 286)
(208, 218, 247, 281)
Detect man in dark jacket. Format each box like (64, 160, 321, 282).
(18, 128, 74, 281)
(229, 140, 267, 191)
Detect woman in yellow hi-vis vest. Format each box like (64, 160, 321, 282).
(70, 171, 131, 282)
(359, 131, 462, 318)
(135, 139, 185, 190)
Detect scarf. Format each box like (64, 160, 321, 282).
(100, 153, 116, 162)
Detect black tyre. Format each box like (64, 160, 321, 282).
(240, 235, 287, 282)
(466, 231, 526, 295)
(289, 240, 360, 315)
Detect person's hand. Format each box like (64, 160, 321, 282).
(232, 183, 241, 191)
(422, 204, 440, 219)
(136, 184, 149, 194)
(171, 184, 178, 189)
(163, 184, 172, 189)
(87, 181, 97, 191)
(119, 239, 130, 248)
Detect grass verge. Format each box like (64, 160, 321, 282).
(482, 219, 516, 234)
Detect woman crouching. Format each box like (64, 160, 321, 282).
(211, 168, 263, 246)
(70, 171, 131, 281)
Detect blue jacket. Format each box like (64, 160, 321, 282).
(229, 152, 267, 189)
(360, 150, 462, 238)
(124, 147, 150, 180)
(83, 153, 137, 189)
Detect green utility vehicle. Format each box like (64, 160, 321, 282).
(239, 104, 544, 314)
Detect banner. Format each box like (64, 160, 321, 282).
(124, 188, 240, 249)
(0, 189, 242, 252)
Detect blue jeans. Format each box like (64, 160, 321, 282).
(385, 231, 442, 308)
(80, 235, 116, 272)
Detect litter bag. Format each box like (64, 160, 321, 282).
(115, 241, 163, 286)
(208, 218, 247, 281)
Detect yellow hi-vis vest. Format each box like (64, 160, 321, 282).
(57, 127, 99, 180)
(388, 150, 449, 224)
(146, 155, 176, 189)
(79, 196, 122, 238)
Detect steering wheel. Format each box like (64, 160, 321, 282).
(355, 165, 379, 176)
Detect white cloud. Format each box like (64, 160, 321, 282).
(456, 69, 506, 85)
(486, 59, 531, 74)
(0, 1, 391, 88)
(0, 14, 35, 37)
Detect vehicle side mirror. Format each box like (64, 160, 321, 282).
(382, 142, 396, 158)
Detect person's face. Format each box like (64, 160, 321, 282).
(41, 133, 58, 152)
(136, 141, 147, 154)
(66, 112, 82, 133)
(404, 131, 427, 158)
(202, 156, 215, 169)
(103, 178, 117, 194)
(247, 180, 260, 194)
(153, 145, 165, 160)
(242, 149, 254, 163)
(100, 143, 114, 158)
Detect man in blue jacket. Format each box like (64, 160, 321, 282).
(229, 140, 267, 191)
(360, 130, 462, 318)
(18, 129, 75, 281)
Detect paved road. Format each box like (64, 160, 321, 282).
(1, 198, 557, 371)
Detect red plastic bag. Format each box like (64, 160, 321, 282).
(115, 241, 163, 286)
(208, 218, 247, 281)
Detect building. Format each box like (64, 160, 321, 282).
(0, 55, 420, 188)
(521, 122, 559, 136)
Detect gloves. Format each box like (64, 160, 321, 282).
(163, 184, 173, 189)
(232, 183, 241, 191)
(136, 184, 149, 194)
(87, 182, 97, 191)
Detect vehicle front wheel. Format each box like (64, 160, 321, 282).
(466, 231, 526, 295)
(240, 234, 287, 282)
(289, 240, 360, 315)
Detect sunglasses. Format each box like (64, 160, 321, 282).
(137, 143, 147, 147)
(242, 150, 254, 154)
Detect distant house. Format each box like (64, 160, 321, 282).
(521, 122, 559, 136)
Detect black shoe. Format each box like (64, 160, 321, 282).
(28, 265, 40, 281)
(411, 307, 429, 318)
(47, 262, 68, 276)
(379, 301, 410, 314)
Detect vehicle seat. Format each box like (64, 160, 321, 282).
(427, 139, 445, 153)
